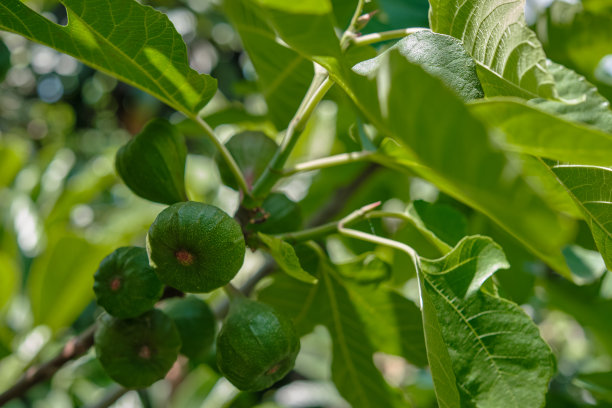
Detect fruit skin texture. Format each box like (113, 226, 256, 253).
(94, 309, 181, 388)
(163, 296, 216, 360)
(216, 298, 300, 391)
(146, 201, 245, 293)
(93, 247, 164, 318)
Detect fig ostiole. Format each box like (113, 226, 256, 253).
(93, 246, 164, 318)
(146, 201, 246, 293)
(216, 297, 300, 391)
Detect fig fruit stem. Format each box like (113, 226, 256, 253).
(223, 283, 244, 300)
(350, 27, 429, 47)
(339, 0, 366, 50)
(192, 115, 251, 196)
(250, 67, 333, 201)
(282, 151, 374, 176)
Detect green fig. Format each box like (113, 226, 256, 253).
(163, 296, 216, 360)
(116, 118, 188, 204)
(215, 131, 277, 190)
(248, 192, 302, 234)
(94, 309, 181, 388)
(216, 298, 300, 391)
(146, 201, 245, 293)
(93, 247, 164, 318)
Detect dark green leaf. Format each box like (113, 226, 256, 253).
(116, 118, 188, 205)
(408, 200, 468, 247)
(0, 37, 9, 82)
(216, 131, 277, 190)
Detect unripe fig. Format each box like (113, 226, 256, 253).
(215, 131, 277, 190)
(94, 309, 181, 388)
(248, 192, 302, 234)
(163, 296, 216, 360)
(216, 298, 300, 391)
(146, 201, 245, 293)
(93, 247, 164, 318)
(115, 118, 188, 205)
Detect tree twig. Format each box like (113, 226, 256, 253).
(0, 325, 96, 406)
(306, 163, 380, 228)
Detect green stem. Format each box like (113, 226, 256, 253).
(250, 71, 334, 200)
(276, 201, 382, 242)
(340, 0, 366, 50)
(351, 28, 429, 47)
(282, 151, 374, 176)
(223, 283, 243, 300)
(193, 115, 250, 196)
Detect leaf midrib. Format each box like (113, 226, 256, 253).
(321, 269, 374, 407)
(544, 161, 612, 243)
(56, 2, 198, 116)
(425, 275, 520, 407)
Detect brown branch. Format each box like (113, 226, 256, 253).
(0, 324, 96, 406)
(306, 163, 380, 228)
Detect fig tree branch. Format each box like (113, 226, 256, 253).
(0, 325, 96, 406)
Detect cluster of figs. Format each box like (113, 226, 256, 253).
(92, 119, 301, 391)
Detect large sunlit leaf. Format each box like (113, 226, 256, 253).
(258, 270, 426, 406)
(546, 163, 612, 270)
(255, 2, 575, 277)
(353, 30, 484, 102)
(0, 0, 216, 117)
(531, 62, 612, 133)
(428, 0, 556, 99)
(369, 50, 574, 278)
(418, 236, 555, 407)
(253, 0, 341, 59)
(469, 98, 612, 166)
(224, 0, 313, 129)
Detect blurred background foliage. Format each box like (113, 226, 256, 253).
(0, 0, 611, 407)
